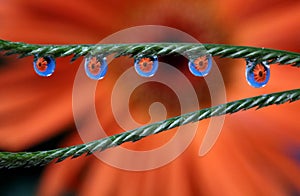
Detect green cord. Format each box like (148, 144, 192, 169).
(1, 88, 299, 168)
(1, 39, 300, 65)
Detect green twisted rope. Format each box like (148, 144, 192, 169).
(1, 39, 300, 65)
(1, 88, 299, 169)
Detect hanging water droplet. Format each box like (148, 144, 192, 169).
(84, 55, 108, 80)
(134, 55, 158, 77)
(245, 59, 270, 88)
(188, 54, 212, 77)
(33, 55, 56, 77)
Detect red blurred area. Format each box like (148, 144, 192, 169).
(1, 0, 300, 195)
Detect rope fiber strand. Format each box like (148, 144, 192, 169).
(1, 88, 300, 168)
(1, 39, 300, 65)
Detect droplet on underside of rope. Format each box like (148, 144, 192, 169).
(84, 55, 108, 80)
(134, 55, 158, 77)
(188, 54, 212, 77)
(245, 59, 270, 88)
(33, 55, 56, 77)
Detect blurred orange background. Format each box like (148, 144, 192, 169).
(1, 0, 300, 195)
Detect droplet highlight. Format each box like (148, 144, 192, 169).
(188, 54, 212, 77)
(245, 59, 270, 88)
(84, 55, 108, 80)
(33, 56, 56, 77)
(134, 55, 158, 77)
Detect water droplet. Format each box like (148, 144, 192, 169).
(134, 55, 158, 77)
(84, 55, 108, 80)
(33, 55, 56, 77)
(188, 54, 212, 77)
(245, 59, 270, 88)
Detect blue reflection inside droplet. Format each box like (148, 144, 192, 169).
(245, 59, 270, 88)
(33, 55, 56, 77)
(134, 55, 158, 77)
(188, 54, 212, 77)
(84, 55, 108, 80)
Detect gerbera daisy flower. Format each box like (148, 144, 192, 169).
(1, 0, 300, 195)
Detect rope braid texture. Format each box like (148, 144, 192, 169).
(1, 39, 300, 65)
(0, 39, 300, 168)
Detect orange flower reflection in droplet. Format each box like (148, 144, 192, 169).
(1, 0, 300, 196)
(87, 57, 101, 75)
(36, 57, 48, 72)
(138, 57, 153, 73)
(193, 56, 208, 72)
(253, 63, 267, 83)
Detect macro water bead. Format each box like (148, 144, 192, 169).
(188, 54, 212, 77)
(33, 56, 56, 77)
(134, 55, 158, 77)
(245, 59, 270, 88)
(84, 55, 108, 80)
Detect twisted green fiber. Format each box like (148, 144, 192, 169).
(1, 88, 300, 169)
(1, 39, 300, 65)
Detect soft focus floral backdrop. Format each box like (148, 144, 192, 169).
(0, 0, 300, 195)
